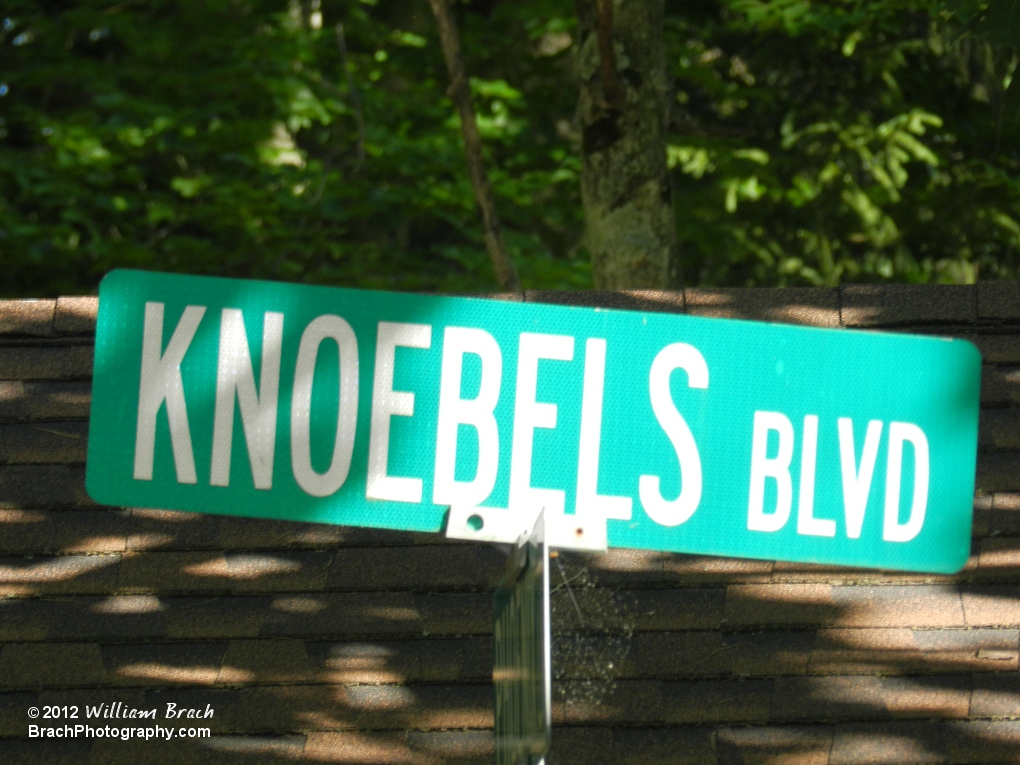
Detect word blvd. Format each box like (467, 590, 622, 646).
(748, 412, 929, 542)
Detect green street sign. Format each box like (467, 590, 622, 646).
(86, 270, 981, 573)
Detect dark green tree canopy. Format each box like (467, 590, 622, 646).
(1, 0, 1018, 296)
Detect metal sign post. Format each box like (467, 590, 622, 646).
(493, 510, 551, 765)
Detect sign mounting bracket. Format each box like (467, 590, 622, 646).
(445, 504, 607, 552)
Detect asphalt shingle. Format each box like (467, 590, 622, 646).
(0, 290, 1018, 765)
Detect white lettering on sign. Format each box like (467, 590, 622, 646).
(883, 422, 929, 542)
(134, 302, 206, 484)
(367, 322, 433, 503)
(748, 413, 930, 541)
(747, 411, 795, 533)
(291, 315, 360, 497)
(638, 343, 708, 527)
(796, 415, 834, 537)
(576, 338, 632, 521)
(433, 327, 503, 507)
(838, 418, 883, 539)
(509, 333, 574, 515)
(128, 300, 940, 549)
(210, 309, 283, 489)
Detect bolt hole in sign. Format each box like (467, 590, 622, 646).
(86, 270, 981, 573)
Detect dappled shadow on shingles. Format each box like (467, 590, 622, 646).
(541, 523, 1020, 765)
(2, 285, 1013, 764)
(524, 288, 844, 328)
(0, 504, 505, 765)
(4, 487, 1020, 764)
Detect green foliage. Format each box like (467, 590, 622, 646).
(0, 0, 584, 296)
(2, 0, 1019, 295)
(668, 0, 1020, 285)
(946, 0, 1020, 46)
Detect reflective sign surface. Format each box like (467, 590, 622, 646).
(87, 270, 981, 572)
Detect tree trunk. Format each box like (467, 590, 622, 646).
(575, 0, 678, 289)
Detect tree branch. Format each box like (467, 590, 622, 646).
(335, 22, 366, 168)
(426, 0, 523, 295)
(596, 0, 622, 109)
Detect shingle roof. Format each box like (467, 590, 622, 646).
(1, 285, 1018, 764)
